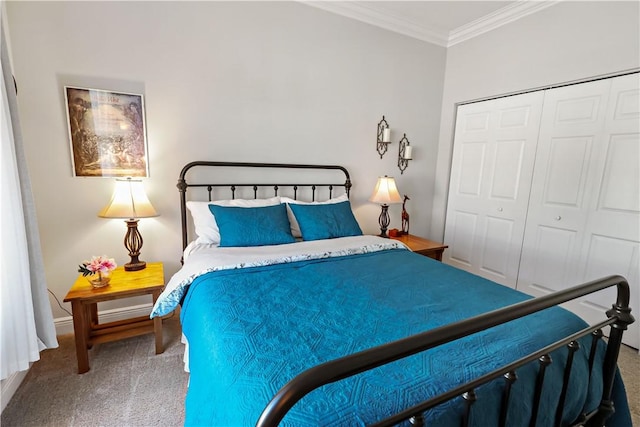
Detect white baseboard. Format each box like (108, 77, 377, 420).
(1, 369, 29, 413)
(54, 302, 153, 336)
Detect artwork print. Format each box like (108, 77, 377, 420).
(65, 86, 149, 177)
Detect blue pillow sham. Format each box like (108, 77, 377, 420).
(288, 200, 363, 241)
(208, 204, 296, 247)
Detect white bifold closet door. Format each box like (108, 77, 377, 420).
(444, 73, 639, 348)
(517, 74, 639, 349)
(443, 92, 544, 288)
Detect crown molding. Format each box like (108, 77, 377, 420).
(448, 1, 560, 47)
(302, 1, 450, 47)
(301, 1, 559, 48)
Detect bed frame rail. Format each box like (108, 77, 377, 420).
(256, 275, 634, 427)
(177, 161, 352, 252)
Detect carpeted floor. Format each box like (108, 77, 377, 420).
(2, 314, 638, 426)
(1, 314, 188, 427)
(618, 343, 640, 426)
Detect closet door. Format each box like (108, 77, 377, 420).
(443, 92, 544, 288)
(573, 74, 639, 349)
(517, 74, 639, 348)
(516, 79, 612, 297)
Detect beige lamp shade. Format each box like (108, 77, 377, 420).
(98, 178, 158, 219)
(369, 176, 403, 205)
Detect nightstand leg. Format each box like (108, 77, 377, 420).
(71, 300, 90, 374)
(152, 290, 164, 354)
(89, 303, 98, 326)
(85, 304, 95, 349)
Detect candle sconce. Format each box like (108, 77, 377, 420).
(376, 116, 391, 158)
(398, 133, 412, 174)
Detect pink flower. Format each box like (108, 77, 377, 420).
(81, 255, 117, 273)
(99, 257, 117, 271)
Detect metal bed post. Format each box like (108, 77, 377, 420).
(586, 285, 634, 426)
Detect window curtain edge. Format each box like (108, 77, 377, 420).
(1, 18, 58, 356)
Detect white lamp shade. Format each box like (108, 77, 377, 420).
(369, 176, 403, 204)
(98, 178, 158, 219)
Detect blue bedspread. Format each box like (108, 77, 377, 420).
(180, 249, 630, 426)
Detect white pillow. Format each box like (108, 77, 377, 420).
(281, 193, 349, 238)
(186, 197, 281, 244)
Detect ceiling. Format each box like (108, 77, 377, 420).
(303, 1, 559, 47)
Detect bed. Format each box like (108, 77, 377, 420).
(151, 161, 634, 427)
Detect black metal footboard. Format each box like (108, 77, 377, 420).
(256, 275, 634, 427)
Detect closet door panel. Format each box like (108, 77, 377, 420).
(479, 216, 515, 277)
(583, 235, 637, 296)
(599, 134, 639, 212)
(447, 211, 477, 266)
(517, 79, 611, 298)
(517, 73, 639, 348)
(456, 142, 486, 196)
(575, 234, 639, 349)
(544, 136, 592, 207)
(524, 226, 578, 294)
(490, 140, 526, 200)
(575, 73, 640, 348)
(444, 92, 544, 288)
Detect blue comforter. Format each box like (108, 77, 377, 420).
(180, 248, 630, 426)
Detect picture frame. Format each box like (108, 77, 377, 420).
(65, 86, 149, 177)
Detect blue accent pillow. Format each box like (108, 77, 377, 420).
(288, 200, 363, 241)
(208, 204, 296, 247)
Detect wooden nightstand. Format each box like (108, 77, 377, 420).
(64, 262, 165, 374)
(390, 234, 448, 261)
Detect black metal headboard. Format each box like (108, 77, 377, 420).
(177, 161, 352, 251)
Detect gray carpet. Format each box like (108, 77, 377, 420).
(1, 314, 187, 427)
(618, 343, 640, 426)
(2, 315, 638, 426)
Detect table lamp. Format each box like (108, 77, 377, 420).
(369, 176, 402, 238)
(98, 177, 158, 271)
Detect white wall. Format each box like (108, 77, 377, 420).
(6, 1, 446, 319)
(431, 1, 640, 241)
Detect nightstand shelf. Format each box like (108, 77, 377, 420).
(64, 262, 165, 374)
(390, 234, 448, 261)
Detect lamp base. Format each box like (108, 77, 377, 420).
(123, 219, 146, 271)
(378, 204, 390, 239)
(124, 260, 146, 271)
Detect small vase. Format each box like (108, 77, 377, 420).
(87, 270, 111, 288)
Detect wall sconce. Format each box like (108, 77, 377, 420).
(98, 178, 159, 271)
(398, 133, 412, 174)
(376, 116, 391, 158)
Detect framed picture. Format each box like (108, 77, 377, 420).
(65, 86, 149, 177)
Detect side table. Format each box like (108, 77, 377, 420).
(390, 234, 449, 261)
(64, 262, 165, 374)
